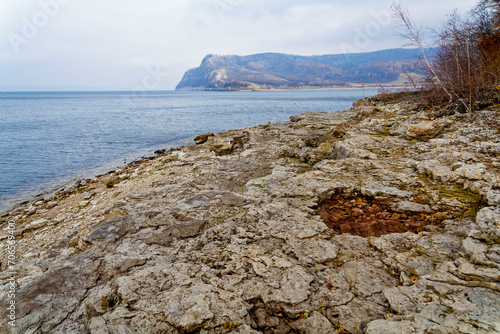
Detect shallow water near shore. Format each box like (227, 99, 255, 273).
(0, 89, 377, 213)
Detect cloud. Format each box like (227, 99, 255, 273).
(0, 0, 479, 90)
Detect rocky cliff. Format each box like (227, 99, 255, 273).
(175, 49, 427, 91)
(1, 93, 499, 333)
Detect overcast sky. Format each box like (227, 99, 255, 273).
(0, 0, 478, 91)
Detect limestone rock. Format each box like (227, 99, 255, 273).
(1, 93, 499, 334)
(322, 123, 348, 141)
(454, 163, 487, 181)
(194, 132, 214, 144)
(353, 106, 379, 121)
(303, 131, 326, 147)
(406, 120, 444, 140)
(230, 324, 261, 334)
(396, 201, 431, 212)
(486, 189, 500, 206)
(365, 319, 415, 334)
(208, 131, 249, 156)
(470, 206, 500, 243)
(30, 218, 48, 229)
(330, 142, 354, 160)
(292, 311, 336, 334)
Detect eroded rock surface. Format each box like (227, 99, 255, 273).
(1, 94, 499, 333)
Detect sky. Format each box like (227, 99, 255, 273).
(0, 0, 479, 91)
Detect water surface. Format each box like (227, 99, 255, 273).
(0, 89, 377, 213)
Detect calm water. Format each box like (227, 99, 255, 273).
(0, 89, 377, 213)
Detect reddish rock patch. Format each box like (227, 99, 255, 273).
(318, 194, 444, 237)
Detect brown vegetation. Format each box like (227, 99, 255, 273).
(393, 0, 500, 111)
(318, 193, 445, 237)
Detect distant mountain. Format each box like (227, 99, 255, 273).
(175, 48, 428, 91)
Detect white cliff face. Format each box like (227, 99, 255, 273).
(213, 68, 228, 82)
(1, 93, 499, 334)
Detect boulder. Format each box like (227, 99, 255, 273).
(208, 132, 249, 155)
(406, 120, 444, 140)
(194, 132, 214, 144)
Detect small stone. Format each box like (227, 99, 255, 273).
(292, 311, 336, 334)
(396, 201, 431, 213)
(486, 189, 500, 206)
(30, 219, 48, 229)
(317, 142, 333, 153)
(454, 163, 487, 181)
(194, 132, 214, 145)
(330, 142, 354, 160)
(406, 121, 444, 140)
(154, 149, 166, 154)
(303, 133, 324, 147)
(290, 115, 305, 122)
(297, 229, 318, 239)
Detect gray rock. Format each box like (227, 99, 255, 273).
(85, 216, 136, 244)
(230, 324, 262, 334)
(365, 319, 415, 334)
(406, 120, 444, 140)
(1, 94, 499, 334)
(330, 142, 354, 160)
(30, 218, 48, 229)
(88, 317, 109, 334)
(396, 201, 431, 212)
(455, 163, 487, 181)
(470, 206, 500, 243)
(254, 308, 279, 328)
(331, 298, 387, 334)
(292, 311, 336, 334)
(486, 189, 500, 206)
(269, 266, 314, 305)
(195, 132, 214, 144)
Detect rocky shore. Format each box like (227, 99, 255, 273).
(1, 93, 499, 334)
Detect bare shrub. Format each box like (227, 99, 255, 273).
(392, 1, 500, 111)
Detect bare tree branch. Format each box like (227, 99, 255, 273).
(391, 2, 455, 103)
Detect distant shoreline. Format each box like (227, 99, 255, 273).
(0, 85, 411, 93)
(241, 85, 412, 92)
(176, 84, 414, 92)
